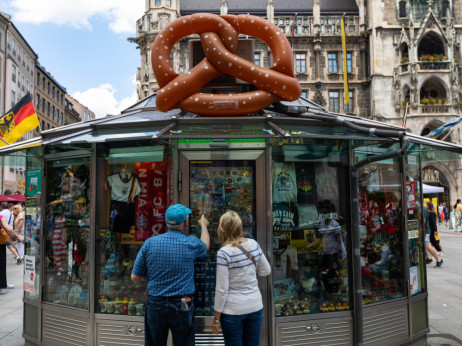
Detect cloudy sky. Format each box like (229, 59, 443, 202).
(4, 0, 146, 118)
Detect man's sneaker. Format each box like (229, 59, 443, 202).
(425, 258, 433, 264)
(436, 259, 443, 267)
(0, 289, 6, 295)
(6, 283, 14, 289)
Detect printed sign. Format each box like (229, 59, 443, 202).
(24, 255, 35, 293)
(26, 169, 41, 195)
(409, 266, 419, 295)
(406, 181, 416, 209)
(25, 220, 34, 243)
(407, 219, 419, 239)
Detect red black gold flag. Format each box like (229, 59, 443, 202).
(0, 93, 39, 146)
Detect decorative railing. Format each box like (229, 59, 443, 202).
(273, 15, 359, 36)
(418, 104, 451, 114)
(417, 61, 450, 70)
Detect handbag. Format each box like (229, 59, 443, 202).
(434, 231, 441, 241)
(236, 243, 256, 267)
(0, 227, 11, 245)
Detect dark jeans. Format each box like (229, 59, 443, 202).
(0, 245, 6, 288)
(220, 309, 263, 346)
(145, 295, 195, 346)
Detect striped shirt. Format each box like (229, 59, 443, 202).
(132, 229, 206, 297)
(214, 239, 271, 315)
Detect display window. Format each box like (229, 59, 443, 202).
(43, 156, 91, 309)
(95, 141, 172, 316)
(187, 159, 257, 317)
(406, 150, 426, 295)
(25, 146, 42, 300)
(354, 142, 406, 305)
(271, 139, 351, 316)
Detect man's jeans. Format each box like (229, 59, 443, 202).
(145, 295, 195, 346)
(220, 308, 263, 346)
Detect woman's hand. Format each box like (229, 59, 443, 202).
(211, 319, 221, 334)
(1, 218, 14, 236)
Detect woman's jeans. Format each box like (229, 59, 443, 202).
(220, 309, 263, 346)
(145, 295, 195, 346)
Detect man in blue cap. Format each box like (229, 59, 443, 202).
(131, 204, 209, 346)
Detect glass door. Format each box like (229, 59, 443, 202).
(180, 150, 267, 343)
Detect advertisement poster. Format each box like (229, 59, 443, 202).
(406, 181, 416, 209)
(25, 220, 34, 243)
(409, 266, 419, 295)
(407, 219, 419, 239)
(24, 255, 35, 293)
(26, 169, 41, 196)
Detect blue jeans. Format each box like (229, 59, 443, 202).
(145, 295, 195, 346)
(220, 309, 263, 346)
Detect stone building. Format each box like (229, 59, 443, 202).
(66, 94, 96, 122)
(64, 94, 83, 126)
(0, 11, 38, 140)
(130, 0, 462, 205)
(35, 63, 66, 132)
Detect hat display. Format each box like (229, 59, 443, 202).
(165, 204, 192, 226)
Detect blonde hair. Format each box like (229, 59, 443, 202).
(14, 204, 23, 214)
(218, 210, 243, 246)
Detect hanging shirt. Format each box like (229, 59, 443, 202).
(272, 162, 297, 204)
(106, 173, 141, 203)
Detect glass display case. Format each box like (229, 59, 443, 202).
(43, 156, 91, 309)
(271, 139, 351, 316)
(95, 141, 172, 315)
(354, 142, 406, 305)
(187, 160, 257, 317)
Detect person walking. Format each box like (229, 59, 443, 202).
(0, 212, 16, 294)
(426, 202, 443, 255)
(424, 202, 443, 267)
(208, 210, 271, 346)
(131, 204, 210, 346)
(443, 202, 449, 227)
(0, 203, 19, 262)
(13, 204, 25, 264)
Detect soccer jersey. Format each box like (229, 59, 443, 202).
(106, 173, 141, 203)
(272, 162, 297, 204)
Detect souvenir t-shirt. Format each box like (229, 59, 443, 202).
(273, 203, 297, 232)
(273, 245, 298, 280)
(295, 164, 316, 203)
(296, 203, 318, 229)
(272, 162, 297, 204)
(107, 173, 141, 203)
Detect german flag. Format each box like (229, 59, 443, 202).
(0, 93, 39, 146)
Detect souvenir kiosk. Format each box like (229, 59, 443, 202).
(5, 13, 461, 346)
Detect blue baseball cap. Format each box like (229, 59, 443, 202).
(165, 204, 192, 226)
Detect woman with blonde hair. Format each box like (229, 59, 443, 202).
(207, 210, 271, 345)
(13, 204, 25, 264)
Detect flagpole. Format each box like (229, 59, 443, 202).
(0, 137, 9, 145)
(341, 14, 350, 107)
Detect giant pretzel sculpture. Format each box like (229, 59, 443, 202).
(152, 13, 301, 116)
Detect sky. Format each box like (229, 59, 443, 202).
(3, 0, 146, 118)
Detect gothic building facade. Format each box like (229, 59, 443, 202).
(130, 0, 462, 204)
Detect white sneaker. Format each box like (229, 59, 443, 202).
(0, 289, 6, 295)
(6, 283, 14, 289)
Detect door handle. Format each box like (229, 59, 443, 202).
(128, 325, 137, 335)
(312, 323, 320, 334)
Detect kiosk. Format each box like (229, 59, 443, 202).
(3, 12, 461, 346)
(3, 100, 461, 346)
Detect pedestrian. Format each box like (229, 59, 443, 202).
(426, 202, 443, 255)
(208, 210, 271, 345)
(443, 202, 448, 226)
(131, 204, 210, 346)
(13, 204, 25, 264)
(424, 202, 443, 267)
(0, 203, 19, 261)
(438, 203, 444, 224)
(455, 199, 462, 231)
(0, 210, 16, 294)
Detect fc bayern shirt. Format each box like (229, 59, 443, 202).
(132, 229, 206, 297)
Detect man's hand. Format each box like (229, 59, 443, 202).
(199, 214, 210, 251)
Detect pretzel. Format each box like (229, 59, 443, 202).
(152, 13, 301, 116)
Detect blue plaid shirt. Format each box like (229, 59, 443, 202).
(132, 229, 206, 297)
